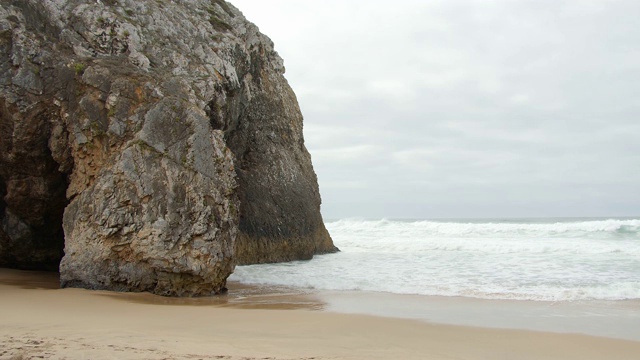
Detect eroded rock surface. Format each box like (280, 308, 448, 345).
(0, 0, 336, 295)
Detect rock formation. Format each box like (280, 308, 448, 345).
(0, 0, 336, 296)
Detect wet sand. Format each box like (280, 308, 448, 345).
(316, 290, 640, 341)
(1, 268, 639, 360)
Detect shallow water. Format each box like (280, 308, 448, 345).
(316, 290, 640, 341)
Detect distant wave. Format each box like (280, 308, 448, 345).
(325, 218, 640, 238)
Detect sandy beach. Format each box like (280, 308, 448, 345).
(1, 268, 639, 360)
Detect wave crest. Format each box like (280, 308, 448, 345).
(326, 218, 640, 238)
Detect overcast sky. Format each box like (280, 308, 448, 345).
(231, 0, 640, 219)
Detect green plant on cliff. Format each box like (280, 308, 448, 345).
(210, 34, 222, 43)
(133, 139, 160, 155)
(208, 15, 233, 32)
(90, 120, 106, 137)
(206, 4, 233, 32)
(74, 62, 86, 75)
(210, 0, 233, 17)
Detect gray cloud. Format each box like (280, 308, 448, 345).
(231, 0, 640, 218)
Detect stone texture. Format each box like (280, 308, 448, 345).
(0, 0, 336, 295)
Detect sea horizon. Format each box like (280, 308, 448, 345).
(323, 215, 640, 222)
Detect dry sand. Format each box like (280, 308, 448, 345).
(1, 268, 639, 360)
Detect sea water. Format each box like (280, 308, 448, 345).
(230, 217, 640, 302)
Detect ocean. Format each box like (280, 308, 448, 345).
(230, 217, 640, 302)
(227, 217, 640, 340)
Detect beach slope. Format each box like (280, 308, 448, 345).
(1, 269, 639, 360)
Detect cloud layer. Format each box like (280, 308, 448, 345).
(232, 0, 640, 218)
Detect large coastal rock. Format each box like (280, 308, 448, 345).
(0, 0, 336, 295)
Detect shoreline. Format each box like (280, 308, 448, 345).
(1, 268, 639, 359)
(314, 289, 640, 341)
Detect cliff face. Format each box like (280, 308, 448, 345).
(0, 0, 336, 295)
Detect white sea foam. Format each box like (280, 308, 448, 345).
(229, 218, 640, 301)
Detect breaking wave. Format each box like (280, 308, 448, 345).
(230, 218, 640, 301)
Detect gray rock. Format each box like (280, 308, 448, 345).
(0, 0, 336, 296)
